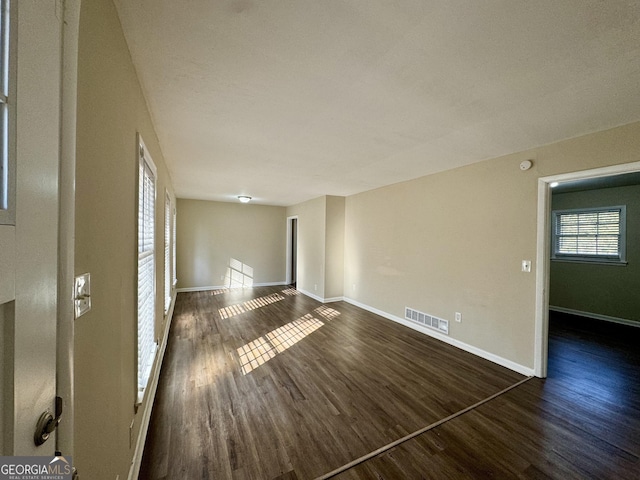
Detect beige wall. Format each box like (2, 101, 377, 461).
(286, 195, 346, 301)
(324, 196, 345, 300)
(75, 0, 175, 478)
(344, 121, 640, 371)
(550, 184, 640, 323)
(176, 199, 286, 289)
(287, 196, 327, 298)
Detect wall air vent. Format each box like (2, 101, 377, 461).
(405, 307, 449, 335)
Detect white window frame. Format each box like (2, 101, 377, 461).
(551, 205, 627, 265)
(172, 205, 177, 286)
(0, 0, 15, 225)
(137, 136, 158, 404)
(164, 191, 171, 314)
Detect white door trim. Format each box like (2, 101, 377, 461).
(56, 0, 81, 458)
(534, 161, 640, 377)
(285, 216, 298, 285)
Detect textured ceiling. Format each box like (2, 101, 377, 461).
(114, 0, 640, 206)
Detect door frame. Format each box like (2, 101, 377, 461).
(534, 160, 640, 377)
(56, 0, 81, 458)
(285, 216, 298, 286)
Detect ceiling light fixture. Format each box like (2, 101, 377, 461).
(238, 195, 252, 203)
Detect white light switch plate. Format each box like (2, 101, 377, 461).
(522, 260, 532, 273)
(74, 273, 91, 318)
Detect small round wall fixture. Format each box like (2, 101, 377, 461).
(238, 195, 252, 203)
(519, 160, 533, 171)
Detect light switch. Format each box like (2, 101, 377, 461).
(74, 273, 91, 318)
(521, 260, 532, 273)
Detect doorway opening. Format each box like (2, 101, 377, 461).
(286, 216, 298, 287)
(534, 161, 640, 378)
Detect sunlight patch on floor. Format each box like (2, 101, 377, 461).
(218, 292, 285, 319)
(237, 314, 324, 375)
(315, 305, 340, 320)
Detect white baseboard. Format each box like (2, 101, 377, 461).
(324, 296, 344, 303)
(297, 288, 324, 302)
(177, 284, 226, 292)
(343, 297, 535, 377)
(550, 305, 640, 328)
(177, 281, 287, 293)
(128, 292, 177, 480)
(296, 289, 344, 304)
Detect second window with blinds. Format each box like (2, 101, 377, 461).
(551, 206, 627, 265)
(164, 192, 171, 314)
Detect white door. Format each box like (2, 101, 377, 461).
(0, 0, 76, 459)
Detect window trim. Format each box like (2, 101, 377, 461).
(136, 135, 158, 405)
(0, 0, 16, 225)
(172, 205, 177, 287)
(164, 191, 171, 314)
(551, 205, 627, 265)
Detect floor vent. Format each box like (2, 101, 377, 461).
(405, 307, 449, 335)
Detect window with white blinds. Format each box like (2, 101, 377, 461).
(172, 206, 177, 286)
(137, 139, 157, 404)
(164, 192, 171, 313)
(0, 0, 14, 225)
(552, 206, 626, 264)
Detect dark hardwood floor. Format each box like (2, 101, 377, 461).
(139, 289, 640, 479)
(337, 312, 640, 479)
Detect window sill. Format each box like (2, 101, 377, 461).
(551, 258, 628, 267)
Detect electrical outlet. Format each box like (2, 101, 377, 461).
(314, 284, 317, 291)
(455, 312, 462, 323)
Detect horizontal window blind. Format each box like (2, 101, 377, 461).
(164, 192, 171, 313)
(552, 206, 625, 262)
(172, 207, 177, 286)
(137, 143, 157, 403)
(0, 0, 11, 222)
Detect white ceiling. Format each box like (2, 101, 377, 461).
(113, 0, 640, 206)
